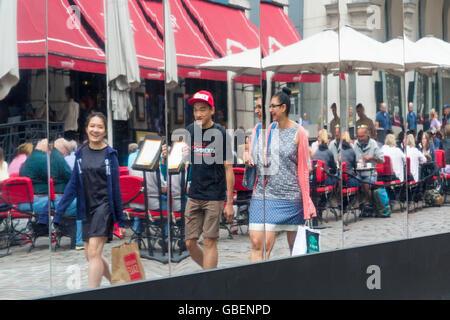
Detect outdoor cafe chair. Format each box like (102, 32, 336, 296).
(374, 155, 404, 212)
(341, 161, 359, 225)
(220, 166, 251, 239)
(0, 176, 46, 253)
(310, 159, 338, 224)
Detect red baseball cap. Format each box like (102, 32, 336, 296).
(188, 90, 214, 111)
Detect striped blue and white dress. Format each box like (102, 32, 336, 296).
(249, 124, 304, 231)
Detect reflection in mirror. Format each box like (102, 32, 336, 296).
(45, 0, 171, 295)
(259, 0, 344, 260)
(166, 0, 262, 276)
(0, 0, 51, 299)
(404, 0, 450, 238)
(340, 0, 407, 248)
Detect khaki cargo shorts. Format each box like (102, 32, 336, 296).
(185, 198, 224, 240)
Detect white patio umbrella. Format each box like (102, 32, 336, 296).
(262, 29, 338, 74)
(263, 26, 404, 133)
(164, 0, 178, 90)
(384, 37, 450, 75)
(414, 36, 450, 75)
(339, 25, 403, 73)
(199, 47, 262, 76)
(200, 47, 262, 129)
(0, 0, 19, 100)
(263, 26, 404, 74)
(105, 0, 141, 143)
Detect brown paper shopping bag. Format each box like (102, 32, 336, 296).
(111, 242, 146, 284)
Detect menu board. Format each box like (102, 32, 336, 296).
(132, 136, 162, 171)
(168, 141, 188, 173)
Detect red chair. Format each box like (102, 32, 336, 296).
(341, 162, 358, 225)
(119, 166, 130, 176)
(220, 167, 251, 238)
(375, 155, 404, 211)
(434, 149, 449, 202)
(119, 175, 167, 251)
(311, 159, 338, 223)
(0, 177, 40, 252)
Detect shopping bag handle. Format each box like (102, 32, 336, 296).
(305, 219, 312, 228)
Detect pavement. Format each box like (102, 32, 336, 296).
(0, 203, 449, 300)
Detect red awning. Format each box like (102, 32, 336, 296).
(17, 0, 314, 84)
(47, 0, 106, 73)
(172, 0, 261, 83)
(260, 2, 320, 83)
(131, 0, 165, 78)
(17, 0, 46, 69)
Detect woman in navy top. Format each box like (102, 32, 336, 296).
(54, 112, 127, 288)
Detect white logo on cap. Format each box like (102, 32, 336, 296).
(194, 93, 209, 101)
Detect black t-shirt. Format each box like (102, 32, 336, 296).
(186, 122, 232, 201)
(81, 145, 109, 214)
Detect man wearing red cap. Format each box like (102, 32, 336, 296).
(183, 90, 235, 270)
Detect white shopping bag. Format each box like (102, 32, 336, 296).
(292, 223, 320, 256)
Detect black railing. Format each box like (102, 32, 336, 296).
(0, 120, 64, 162)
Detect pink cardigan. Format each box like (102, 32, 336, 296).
(8, 154, 27, 176)
(249, 122, 316, 220)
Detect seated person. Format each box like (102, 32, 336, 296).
(441, 125, 450, 174)
(353, 126, 384, 205)
(312, 129, 337, 186)
(19, 139, 51, 217)
(328, 126, 341, 164)
(381, 134, 406, 182)
(39, 138, 77, 225)
(406, 134, 426, 182)
(129, 166, 167, 235)
(418, 132, 438, 180)
(8, 142, 34, 176)
(169, 166, 190, 214)
(127, 142, 139, 169)
(340, 131, 359, 188)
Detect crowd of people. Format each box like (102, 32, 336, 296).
(305, 102, 450, 212)
(1, 88, 449, 290)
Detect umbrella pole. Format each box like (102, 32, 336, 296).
(104, 0, 113, 146)
(320, 74, 325, 130)
(227, 71, 236, 130)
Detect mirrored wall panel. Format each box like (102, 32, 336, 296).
(0, 0, 51, 299)
(4, 0, 450, 300)
(404, 0, 450, 238)
(340, 0, 408, 248)
(47, 0, 171, 295)
(166, 0, 263, 276)
(261, 0, 344, 259)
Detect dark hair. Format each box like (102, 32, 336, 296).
(0, 147, 4, 164)
(356, 103, 364, 110)
(85, 112, 107, 130)
(397, 131, 405, 146)
(417, 129, 423, 145)
(272, 87, 292, 115)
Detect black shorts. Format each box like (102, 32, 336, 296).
(82, 202, 114, 242)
